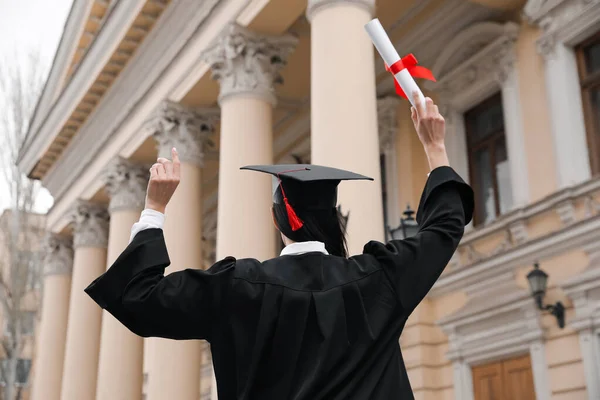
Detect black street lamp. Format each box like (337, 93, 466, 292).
(388, 204, 419, 240)
(526, 262, 565, 329)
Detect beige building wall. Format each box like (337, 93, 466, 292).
(15, 0, 600, 399)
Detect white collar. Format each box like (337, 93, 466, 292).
(280, 241, 329, 256)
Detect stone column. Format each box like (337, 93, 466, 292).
(202, 23, 297, 261)
(60, 202, 109, 400)
(307, 0, 384, 254)
(537, 36, 591, 188)
(495, 46, 530, 209)
(528, 340, 551, 400)
(452, 359, 474, 400)
(377, 97, 400, 229)
(95, 159, 148, 400)
(31, 235, 73, 400)
(144, 101, 217, 400)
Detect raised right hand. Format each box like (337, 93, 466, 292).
(410, 92, 450, 170)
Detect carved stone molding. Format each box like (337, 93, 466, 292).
(508, 220, 528, 245)
(439, 273, 545, 366)
(149, 100, 219, 168)
(526, 0, 600, 59)
(556, 200, 577, 226)
(105, 157, 149, 213)
(201, 24, 298, 106)
(427, 22, 519, 103)
(377, 96, 400, 152)
(71, 201, 110, 248)
(306, 0, 375, 21)
(43, 233, 74, 276)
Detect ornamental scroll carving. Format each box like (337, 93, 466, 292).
(201, 24, 298, 106)
(525, 0, 600, 59)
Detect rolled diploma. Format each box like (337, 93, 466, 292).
(364, 18, 425, 107)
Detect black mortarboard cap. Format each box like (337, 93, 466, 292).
(241, 164, 373, 231)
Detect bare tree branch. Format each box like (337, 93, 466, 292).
(0, 47, 49, 400)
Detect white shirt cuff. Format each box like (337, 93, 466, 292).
(129, 209, 165, 243)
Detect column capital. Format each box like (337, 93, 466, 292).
(70, 201, 110, 249)
(201, 24, 298, 106)
(306, 0, 375, 21)
(376, 96, 399, 152)
(105, 158, 149, 213)
(43, 233, 73, 276)
(536, 29, 557, 60)
(149, 101, 219, 168)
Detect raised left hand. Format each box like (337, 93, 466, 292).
(145, 147, 180, 214)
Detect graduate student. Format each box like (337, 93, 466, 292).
(86, 94, 473, 400)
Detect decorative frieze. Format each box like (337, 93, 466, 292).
(201, 24, 298, 106)
(149, 100, 219, 168)
(43, 233, 74, 276)
(306, 0, 375, 21)
(105, 157, 149, 213)
(71, 201, 110, 248)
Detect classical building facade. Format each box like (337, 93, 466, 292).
(17, 0, 600, 399)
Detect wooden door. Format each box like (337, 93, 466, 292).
(472, 355, 536, 400)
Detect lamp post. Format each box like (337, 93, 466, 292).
(388, 204, 419, 240)
(526, 262, 565, 329)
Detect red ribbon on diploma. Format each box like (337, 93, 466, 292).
(385, 54, 436, 99)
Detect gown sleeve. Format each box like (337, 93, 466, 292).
(84, 228, 235, 341)
(363, 166, 474, 315)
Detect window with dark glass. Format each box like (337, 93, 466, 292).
(576, 32, 600, 175)
(464, 93, 512, 226)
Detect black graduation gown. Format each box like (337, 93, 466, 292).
(85, 166, 473, 400)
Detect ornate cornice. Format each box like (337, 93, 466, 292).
(306, 0, 375, 21)
(528, 0, 600, 59)
(201, 24, 298, 106)
(377, 96, 400, 152)
(149, 100, 219, 168)
(439, 273, 544, 364)
(70, 201, 110, 248)
(105, 157, 149, 213)
(43, 233, 74, 276)
(425, 22, 519, 103)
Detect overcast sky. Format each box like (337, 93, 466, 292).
(0, 0, 74, 213)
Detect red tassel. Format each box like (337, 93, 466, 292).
(284, 197, 304, 231)
(277, 169, 306, 231)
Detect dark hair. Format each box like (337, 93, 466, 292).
(272, 203, 348, 258)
